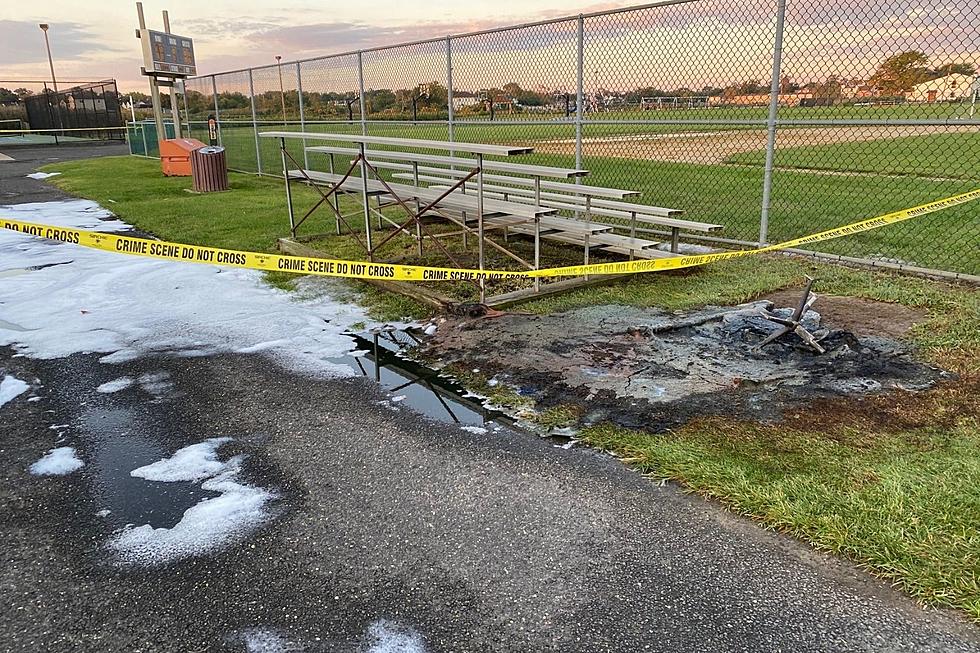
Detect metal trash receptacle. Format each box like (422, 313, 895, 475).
(190, 146, 229, 193)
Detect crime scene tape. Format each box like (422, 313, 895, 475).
(2, 188, 979, 282)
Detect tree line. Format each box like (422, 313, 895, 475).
(96, 48, 977, 121)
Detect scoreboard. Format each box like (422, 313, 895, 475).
(142, 29, 196, 77)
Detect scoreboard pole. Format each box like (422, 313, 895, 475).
(136, 3, 167, 146)
(161, 9, 182, 138)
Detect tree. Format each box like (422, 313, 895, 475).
(0, 88, 17, 104)
(812, 75, 843, 102)
(420, 81, 448, 109)
(122, 91, 151, 104)
(13, 88, 34, 98)
(216, 92, 249, 110)
(931, 62, 977, 77)
(364, 89, 395, 113)
(501, 82, 522, 99)
(516, 90, 545, 106)
(869, 50, 931, 94)
(722, 79, 766, 99)
(625, 86, 666, 103)
(184, 90, 209, 115)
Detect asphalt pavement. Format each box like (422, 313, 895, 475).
(1, 144, 978, 652)
(0, 142, 128, 204)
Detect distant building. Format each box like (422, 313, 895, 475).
(841, 81, 882, 100)
(451, 92, 479, 111)
(907, 73, 978, 103)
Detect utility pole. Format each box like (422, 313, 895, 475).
(276, 55, 286, 126)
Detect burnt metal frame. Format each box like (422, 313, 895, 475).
(758, 276, 826, 354)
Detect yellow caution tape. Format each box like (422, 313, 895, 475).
(2, 188, 978, 282)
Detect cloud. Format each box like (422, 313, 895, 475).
(0, 20, 106, 65)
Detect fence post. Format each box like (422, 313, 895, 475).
(759, 0, 788, 245)
(210, 75, 221, 145)
(248, 69, 263, 174)
(180, 82, 191, 138)
(575, 15, 585, 197)
(446, 35, 455, 154)
(297, 62, 309, 170)
(172, 81, 183, 139)
(357, 51, 367, 136)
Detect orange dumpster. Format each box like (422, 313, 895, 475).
(160, 138, 206, 176)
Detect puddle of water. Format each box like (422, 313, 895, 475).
(71, 326, 555, 533)
(80, 406, 218, 529)
(331, 329, 505, 429)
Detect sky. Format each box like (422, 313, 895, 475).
(2, 1, 976, 95)
(1, 0, 633, 92)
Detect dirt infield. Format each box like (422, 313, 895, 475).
(535, 125, 977, 165)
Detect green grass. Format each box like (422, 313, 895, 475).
(174, 120, 980, 274)
(580, 390, 980, 621)
(42, 153, 979, 311)
(40, 155, 423, 321)
(182, 101, 979, 175)
(728, 131, 980, 180)
(527, 151, 978, 273)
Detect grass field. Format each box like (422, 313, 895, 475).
(38, 155, 980, 621)
(179, 100, 980, 175)
(163, 108, 980, 276)
(165, 121, 980, 274)
(728, 131, 980, 180)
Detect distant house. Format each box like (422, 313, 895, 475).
(841, 81, 882, 100)
(451, 92, 479, 111)
(907, 73, 978, 103)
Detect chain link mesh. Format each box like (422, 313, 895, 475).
(170, 0, 979, 276)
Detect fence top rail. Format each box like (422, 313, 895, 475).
(259, 131, 533, 157)
(304, 144, 589, 179)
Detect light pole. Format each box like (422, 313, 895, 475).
(276, 55, 286, 126)
(39, 24, 58, 94)
(39, 23, 64, 137)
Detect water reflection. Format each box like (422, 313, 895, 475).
(335, 328, 505, 429)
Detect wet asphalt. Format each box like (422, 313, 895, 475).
(2, 146, 980, 652)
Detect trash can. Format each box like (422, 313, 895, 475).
(191, 146, 229, 193)
(160, 138, 206, 176)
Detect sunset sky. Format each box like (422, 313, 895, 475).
(1, 0, 633, 92)
(2, 1, 975, 95)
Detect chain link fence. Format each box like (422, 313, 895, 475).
(167, 0, 979, 278)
